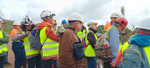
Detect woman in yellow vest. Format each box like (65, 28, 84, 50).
(12, 16, 41, 68)
(85, 21, 98, 68)
(0, 18, 9, 68)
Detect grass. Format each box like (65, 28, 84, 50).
(2, 20, 14, 36)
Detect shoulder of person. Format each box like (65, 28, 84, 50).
(87, 31, 94, 36)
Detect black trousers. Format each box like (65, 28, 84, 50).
(104, 61, 117, 68)
(0, 56, 5, 68)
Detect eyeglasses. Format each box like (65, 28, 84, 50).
(49, 14, 55, 17)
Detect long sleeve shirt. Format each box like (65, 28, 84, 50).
(103, 25, 119, 62)
(10, 28, 19, 38)
(109, 25, 119, 62)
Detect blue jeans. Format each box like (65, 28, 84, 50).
(27, 54, 41, 68)
(0, 56, 5, 68)
(42, 59, 53, 68)
(87, 57, 96, 68)
(52, 59, 57, 65)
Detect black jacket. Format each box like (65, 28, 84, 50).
(87, 28, 97, 49)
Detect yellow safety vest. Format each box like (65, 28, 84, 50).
(122, 42, 150, 66)
(40, 27, 59, 58)
(118, 35, 123, 54)
(77, 29, 86, 41)
(0, 31, 7, 54)
(85, 30, 97, 57)
(22, 31, 40, 56)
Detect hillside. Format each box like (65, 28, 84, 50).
(3, 20, 14, 36)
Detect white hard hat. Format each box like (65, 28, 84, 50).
(40, 10, 55, 19)
(68, 12, 83, 22)
(87, 21, 98, 27)
(138, 18, 150, 30)
(13, 21, 20, 25)
(22, 15, 33, 25)
(110, 13, 119, 18)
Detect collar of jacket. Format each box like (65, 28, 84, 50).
(130, 34, 150, 47)
(89, 28, 97, 33)
(67, 27, 75, 31)
(81, 26, 86, 32)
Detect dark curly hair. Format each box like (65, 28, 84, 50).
(20, 24, 35, 31)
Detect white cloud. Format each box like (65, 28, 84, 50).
(0, 0, 150, 28)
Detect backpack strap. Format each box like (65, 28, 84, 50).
(42, 26, 53, 45)
(106, 27, 118, 40)
(42, 37, 48, 45)
(77, 36, 81, 42)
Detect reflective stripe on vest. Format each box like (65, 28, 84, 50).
(77, 29, 86, 41)
(42, 46, 58, 51)
(40, 27, 59, 58)
(0, 46, 2, 53)
(2, 45, 7, 52)
(44, 41, 57, 45)
(22, 31, 40, 56)
(24, 42, 30, 45)
(85, 30, 97, 57)
(0, 31, 7, 54)
(25, 48, 33, 51)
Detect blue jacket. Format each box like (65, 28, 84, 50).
(130, 34, 150, 47)
(119, 34, 150, 68)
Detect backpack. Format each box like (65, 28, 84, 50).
(94, 27, 117, 60)
(28, 29, 47, 50)
(118, 42, 149, 68)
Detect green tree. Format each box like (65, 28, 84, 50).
(3, 20, 14, 36)
(97, 25, 104, 33)
(121, 6, 125, 17)
(120, 27, 133, 44)
(132, 27, 138, 35)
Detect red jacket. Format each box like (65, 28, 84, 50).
(115, 49, 123, 67)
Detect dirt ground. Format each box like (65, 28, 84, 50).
(4, 39, 15, 68)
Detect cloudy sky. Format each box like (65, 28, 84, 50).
(0, 0, 150, 29)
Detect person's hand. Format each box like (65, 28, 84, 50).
(25, 31, 31, 35)
(110, 61, 116, 68)
(121, 30, 126, 34)
(0, 25, 2, 29)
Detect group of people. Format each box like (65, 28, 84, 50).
(0, 10, 149, 68)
